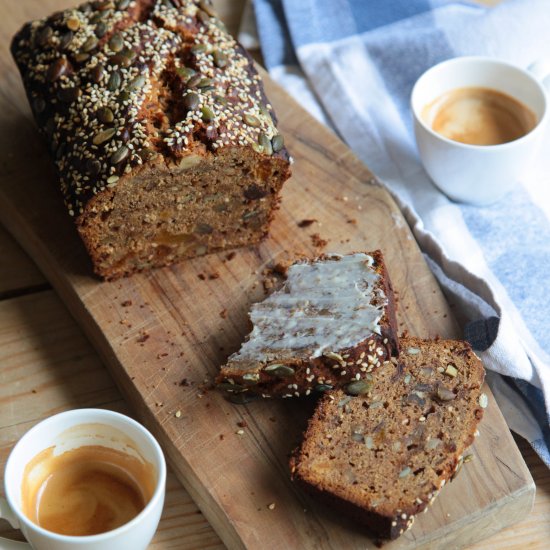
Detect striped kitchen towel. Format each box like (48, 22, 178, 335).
(248, 0, 550, 466)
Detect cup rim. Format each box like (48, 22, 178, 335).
(4, 408, 166, 542)
(410, 55, 549, 151)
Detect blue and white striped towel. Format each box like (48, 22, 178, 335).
(246, 0, 550, 466)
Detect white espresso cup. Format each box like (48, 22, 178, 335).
(411, 56, 550, 205)
(0, 409, 166, 550)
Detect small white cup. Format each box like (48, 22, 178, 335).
(411, 56, 550, 205)
(1, 409, 166, 550)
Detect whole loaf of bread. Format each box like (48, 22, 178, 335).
(11, 0, 291, 279)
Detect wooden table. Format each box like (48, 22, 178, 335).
(0, 1, 548, 548)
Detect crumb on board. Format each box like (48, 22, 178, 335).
(237, 420, 248, 428)
(121, 300, 132, 307)
(297, 218, 317, 228)
(220, 308, 227, 319)
(310, 233, 328, 249)
(268, 503, 276, 510)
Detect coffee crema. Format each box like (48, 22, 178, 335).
(422, 86, 537, 146)
(21, 445, 156, 536)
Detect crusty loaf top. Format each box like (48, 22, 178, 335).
(11, 0, 287, 217)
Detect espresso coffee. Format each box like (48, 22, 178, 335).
(422, 86, 536, 146)
(21, 445, 156, 536)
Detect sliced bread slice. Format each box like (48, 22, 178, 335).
(217, 251, 398, 399)
(290, 337, 486, 539)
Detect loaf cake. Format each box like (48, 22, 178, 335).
(290, 337, 486, 540)
(217, 251, 398, 399)
(11, 0, 291, 279)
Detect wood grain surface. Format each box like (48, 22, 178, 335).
(0, 1, 548, 549)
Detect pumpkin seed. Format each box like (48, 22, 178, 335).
(351, 429, 364, 443)
(426, 438, 442, 450)
(436, 385, 456, 402)
(217, 382, 245, 392)
(228, 392, 255, 405)
(364, 436, 374, 449)
(96, 106, 114, 124)
(94, 21, 107, 37)
(198, 0, 216, 16)
(86, 158, 102, 176)
(479, 393, 488, 408)
(183, 92, 200, 111)
(106, 175, 120, 185)
(74, 53, 90, 63)
(82, 36, 98, 53)
(251, 142, 263, 154)
(118, 90, 131, 103)
(271, 134, 284, 152)
(47, 58, 69, 82)
(60, 31, 74, 49)
(187, 74, 203, 88)
(315, 384, 333, 392)
(346, 380, 372, 396)
(195, 222, 213, 234)
(89, 64, 103, 83)
(109, 32, 124, 52)
(201, 106, 215, 122)
(258, 133, 273, 155)
(198, 77, 213, 88)
(37, 26, 53, 47)
(117, 0, 131, 9)
(190, 44, 207, 54)
(110, 145, 129, 165)
(93, 127, 117, 145)
(403, 373, 411, 385)
(463, 454, 475, 463)
(399, 467, 411, 478)
(369, 401, 384, 409)
(176, 67, 196, 80)
(264, 364, 295, 378)
(128, 75, 146, 91)
(242, 373, 260, 384)
(213, 50, 228, 68)
(407, 347, 421, 355)
(243, 114, 260, 127)
(392, 441, 402, 452)
(32, 97, 46, 114)
(66, 16, 80, 31)
(107, 70, 121, 91)
(197, 9, 210, 25)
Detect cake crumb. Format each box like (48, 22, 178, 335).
(310, 233, 328, 249)
(121, 300, 132, 307)
(237, 420, 248, 428)
(225, 251, 236, 261)
(220, 308, 227, 319)
(297, 218, 317, 228)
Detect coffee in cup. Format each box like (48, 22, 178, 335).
(422, 86, 537, 146)
(21, 443, 156, 536)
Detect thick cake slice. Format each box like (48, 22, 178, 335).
(11, 0, 291, 279)
(290, 337, 486, 540)
(217, 251, 398, 399)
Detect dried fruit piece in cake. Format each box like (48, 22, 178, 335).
(290, 337, 486, 540)
(217, 251, 398, 399)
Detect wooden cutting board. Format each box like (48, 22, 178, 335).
(0, 5, 534, 549)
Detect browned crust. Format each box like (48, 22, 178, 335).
(217, 250, 399, 398)
(289, 337, 486, 540)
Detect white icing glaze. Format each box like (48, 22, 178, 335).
(232, 253, 387, 361)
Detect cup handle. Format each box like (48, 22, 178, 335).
(528, 58, 550, 87)
(0, 498, 32, 548)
